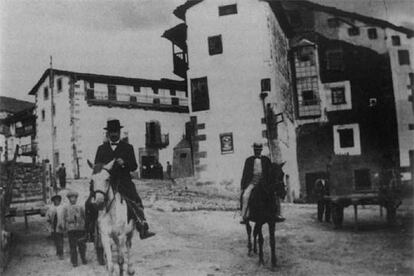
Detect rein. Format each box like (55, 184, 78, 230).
(93, 167, 116, 213)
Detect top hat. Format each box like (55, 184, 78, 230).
(104, 119, 123, 131)
(252, 142, 263, 149)
(51, 194, 62, 202)
(66, 190, 79, 198)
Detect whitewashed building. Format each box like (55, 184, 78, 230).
(164, 0, 300, 199)
(29, 69, 189, 178)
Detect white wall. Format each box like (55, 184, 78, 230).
(186, 0, 300, 198)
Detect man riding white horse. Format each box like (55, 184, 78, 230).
(85, 119, 155, 240)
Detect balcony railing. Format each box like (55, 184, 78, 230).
(173, 52, 188, 79)
(20, 142, 37, 156)
(15, 125, 35, 137)
(86, 90, 189, 113)
(146, 133, 169, 149)
(298, 99, 322, 118)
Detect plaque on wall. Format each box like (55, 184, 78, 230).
(220, 132, 234, 154)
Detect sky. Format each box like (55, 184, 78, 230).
(0, 0, 413, 102)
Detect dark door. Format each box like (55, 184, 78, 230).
(305, 172, 327, 203)
(141, 155, 155, 179)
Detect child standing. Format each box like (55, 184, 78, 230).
(62, 190, 87, 267)
(46, 194, 64, 259)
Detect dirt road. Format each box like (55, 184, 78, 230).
(3, 180, 413, 276)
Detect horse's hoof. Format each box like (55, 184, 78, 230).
(258, 260, 265, 266)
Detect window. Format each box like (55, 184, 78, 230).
(298, 46, 314, 63)
(327, 18, 339, 28)
(41, 109, 45, 121)
(287, 10, 302, 27)
(208, 35, 223, 55)
(133, 85, 140, 92)
(261, 78, 271, 92)
(153, 98, 160, 105)
(218, 4, 237, 16)
(354, 169, 371, 190)
(391, 35, 401, 46)
(52, 104, 56, 116)
(170, 89, 176, 96)
(398, 50, 410, 65)
(302, 90, 316, 105)
(331, 87, 346, 105)
(153, 87, 159, 94)
(53, 126, 57, 137)
(57, 78, 62, 92)
(367, 28, 377, 39)
(108, 85, 117, 100)
(130, 96, 137, 102)
(191, 77, 210, 112)
(89, 82, 95, 89)
(44, 87, 49, 100)
(326, 49, 344, 71)
(338, 128, 354, 148)
(348, 27, 360, 36)
(171, 97, 179, 106)
(180, 153, 187, 158)
(146, 120, 161, 146)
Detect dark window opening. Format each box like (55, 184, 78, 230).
(130, 96, 137, 102)
(153, 98, 160, 105)
(89, 82, 95, 89)
(348, 27, 360, 36)
(302, 90, 316, 105)
(57, 78, 62, 91)
(298, 46, 314, 63)
(41, 109, 45, 121)
(171, 97, 179, 106)
(338, 128, 354, 148)
(391, 35, 401, 46)
(367, 28, 377, 39)
(331, 87, 346, 105)
(398, 50, 410, 65)
(180, 153, 187, 158)
(327, 18, 339, 28)
(287, 10, 302, 27)
(108, 85, 117, 101)
(153, 87, 159, 94)
(52, 104, 56, 116)
(170, 89, 176, 96)
(326, 50, 344, 71)
(86, 89, 95, 99)
(44, 87, 49, 100)
(219, 4, 237, 16)
(208, 35, 223, 55)
(354, 169, 371, 190)
(191, 77, 210, 112)
(261, 78, 271, 92)
(133, 85, 140, 92)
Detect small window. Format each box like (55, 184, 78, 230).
(298, 46, 314, 63)
(44, 87, 49, 100)
(408, 124, 414, 130)
(302, 90, 316, 105)
(133, 85, 140, 92)
(153, 98, 160, 105)
(287, 10, 302, 27)
(398, 50, 410, 65)
(331, 87, 346, 105)
(367, 28, 377, 39)
(153, 87, 159, 94)
(208, 35, 223, 55)
(391, 35, 401, 46)
(170, 89, 176, 96)
(261, 78, 271, 92)
(338, 128, 354, 148)
(108, 85, 117, 100)
(53, 126, 57, 136)
(89, 82, 95, 89)
(57, 78, 62, 92)
(171, 97, 179, 106)
(348, 27, 360, 36)
(41, 109, 45, 121)
(218, 4, 237, 16)
(52, 104, 56, 116)
(326, 49, 344, 71)
(191, 77, 210, 112)
(180, 153, 187, 158)
(130, 96, 137, 102)
(327, 18, 339, 28)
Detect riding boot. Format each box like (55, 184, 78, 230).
(131, 205, 155, 240)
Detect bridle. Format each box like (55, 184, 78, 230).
(91, 167, 115, 212)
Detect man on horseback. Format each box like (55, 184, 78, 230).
(240, 142, 285, 224)
(85, 119, 155, 240)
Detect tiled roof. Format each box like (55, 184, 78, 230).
(0, 96, 34, 114)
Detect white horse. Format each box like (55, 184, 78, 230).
(88, 160, 135, 276)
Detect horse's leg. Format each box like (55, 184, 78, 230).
(110, 235, 121, 276)
(256, 223, 264, 265)
(268, 222, 276, 268)
(100, 231, 114, 275)
(125, 230, 135, 276)
(246, 221, 252, 256)
(253, 223, 259, 254)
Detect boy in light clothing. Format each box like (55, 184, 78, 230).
(46, 194, 64, 259)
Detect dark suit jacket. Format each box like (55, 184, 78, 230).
(240, 156, 272, 191)
(94, 141, 138, 194)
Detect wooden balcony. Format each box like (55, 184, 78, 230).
(86, 90, 189, 113)
(298, 99, 322, 118)
(173, 52, 188, 79)
(15, 125, 35, 138)
(20, 142, 37, 156)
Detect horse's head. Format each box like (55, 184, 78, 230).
(271, 162, 286, 196)
(88, 159, 115, 209)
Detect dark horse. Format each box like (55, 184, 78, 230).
(245, 162, 285, 268)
